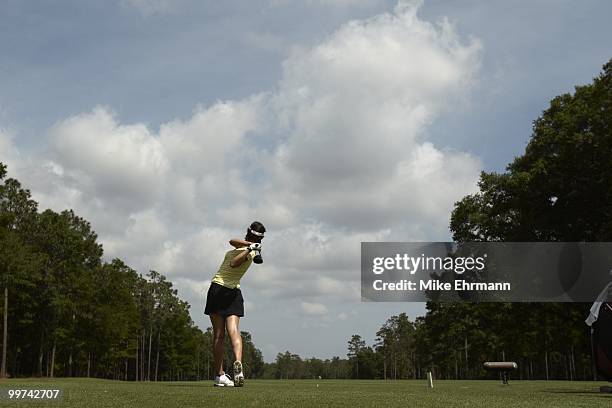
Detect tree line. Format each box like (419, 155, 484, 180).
(261, 303, 591, 381)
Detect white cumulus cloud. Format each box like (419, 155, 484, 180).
(264, 0, 482, 232)
(51, 107, 168, 214)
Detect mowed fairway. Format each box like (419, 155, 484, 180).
(0, 378, 610, 408)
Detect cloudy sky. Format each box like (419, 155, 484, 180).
(1, 0, 611, 362)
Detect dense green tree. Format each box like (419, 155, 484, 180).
(347, 334, 366, 379)
(29, 209, 103, 377)
(375, 313, 416, 379)
(0, 169, 41, 377)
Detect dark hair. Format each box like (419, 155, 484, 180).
(246, 221, 266, 241)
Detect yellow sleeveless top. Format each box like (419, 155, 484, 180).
(211, 248, 255, 289)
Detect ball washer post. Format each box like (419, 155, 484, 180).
(483, 362, 518, 385)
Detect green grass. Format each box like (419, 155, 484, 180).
(0, 378, 610, 407)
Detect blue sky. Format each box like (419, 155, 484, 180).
(1, 0, 611, 362)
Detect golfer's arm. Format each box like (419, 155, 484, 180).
(229, 248, 250, 267)
(229, 238, 251, 248)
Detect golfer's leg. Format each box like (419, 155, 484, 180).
(225, 315, 242, 362)
(210, 313, 226, 375)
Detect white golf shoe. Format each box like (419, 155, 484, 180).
(233, 361, 245, 387)
(213, 373, 234, 387)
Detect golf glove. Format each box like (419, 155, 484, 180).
(248, 243, 262, 252)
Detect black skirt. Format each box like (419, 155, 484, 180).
(204, 282, 244, 317)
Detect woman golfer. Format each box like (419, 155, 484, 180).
(204, 221, 266, 387)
